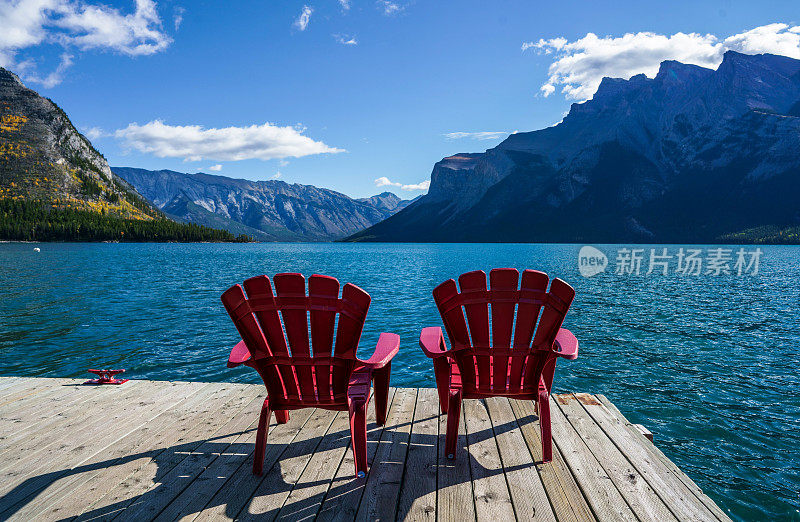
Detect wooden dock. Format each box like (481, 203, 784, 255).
(0, 377, 729, 521)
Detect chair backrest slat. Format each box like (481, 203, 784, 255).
(309, 275, 339, 401)
(433, 279, 476, 388)
(242, 276, 299, 399)
(222, 274, 370, 408)
(489, 268, 519, 391)
(433, 268, 574, 396)
(273, 273, 314, 399)
(458, 271, 491, 391)
(332, 283, 370, 394)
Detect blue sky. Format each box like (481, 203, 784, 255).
(2, 0, 799, 198)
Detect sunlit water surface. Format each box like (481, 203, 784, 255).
(0, 242, 798, 521)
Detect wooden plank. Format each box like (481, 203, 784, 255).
(0, 377, 31, 396)
(548, 397, 637, 521)
(0, 380, 191, 515)
(114, 392, 265, 521)
(270, 411, 353, 520)
(0, 379, 96, 414)
(0, 380, 175, 475)
(354, 386, 417, 521)
(190, 407, 317, 522)
(153, 403, 321, 521)
(274, 389, 398, 522)
(507, 398, 595, 522)
(71, 384, 262, 522)
(15, 382, 227, 521)
(315, 388, 397, 522)
(0, 378, 46, 405)
(463, 398, 515, 521)
(595, 394, 731, 522)
(396, 387, 439, 521)
(0, 380, 136, 452)
(236, 407, 340, 520)
(581, 394, 727, 522)
(554, 394, 678, 522)
(437, 397, 475, 522)
(0, 380, 734, 522)
(484, 397, 556, 521)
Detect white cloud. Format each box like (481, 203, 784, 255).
(0, 0, 172, 87)
(293, 5, 312, 31)
(443, 131, 509, 141)
(377, 0, 403, 16)
(526, 23, 800, 101)
(333, 33, 357, 45)
(81, 125, 106, 140)
(173, 6, 184, 31)
(270, 172, 282, 179)
(208, 164, 222, 171)
(115, 120, 345, 162)
(374, 176, 429, 191)
(16, 52, 73, 88)
(338, 0, 350, 10)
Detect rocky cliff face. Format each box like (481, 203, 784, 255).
(0, 68, 157, 219)
(350, 51, 800, 242)
(114, 167, 412, 241)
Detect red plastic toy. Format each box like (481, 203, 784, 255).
(222, 273, 399, 477)
(84, 369, 128, 385)
(419, 268, 579, 463)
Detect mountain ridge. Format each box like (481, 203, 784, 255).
(349, 51, 800, 243)
(0, 67, 249, 242)
(114, 167, 413, 241)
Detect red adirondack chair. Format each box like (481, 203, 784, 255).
(419, 268, 578, 463)
(221, 273, 399, 477)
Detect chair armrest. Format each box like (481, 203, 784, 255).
(358, 332, 400, 370)
(227, 340, 252, 368)
(553, 328, 579, 360)
(419, 326, 451, 358)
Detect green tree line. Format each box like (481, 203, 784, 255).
(0, 199, 253, 242)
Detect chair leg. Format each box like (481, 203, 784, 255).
(445, 389, 462, 459)
(373, 363, 391, 426)
(538, 390, 552, 463)
(433, 358, 451, 414)
(275, 410, 290, 424)
(349, 396, 368, 478)
(253, 398, 272, 475)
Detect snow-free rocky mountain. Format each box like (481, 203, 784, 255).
(114, 167, 413, 241)
(349, 51, 800, 243)
(0, 68, 158, 219)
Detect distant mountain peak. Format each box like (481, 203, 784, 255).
(350, 51, 800, 243)
(114, 167, 413, 241)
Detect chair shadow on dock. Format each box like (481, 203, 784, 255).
(0, 407, 539, 521)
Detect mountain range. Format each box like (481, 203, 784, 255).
(349, 51, 800, 243)
(0, 65, 410, 242)
(113, 167, 413, 241)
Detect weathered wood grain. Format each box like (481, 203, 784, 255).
(0, 379, 730, 522)
(555, 394, 677, 522)
(354, 387, 417, 521)
(548, 396, 638, 521)
(485, 397, 556, 521)
(396, 387, 439, 521)
(315, 388, 397, 522)
(507, 398, 595, 522)
(463, 398, 515, 521)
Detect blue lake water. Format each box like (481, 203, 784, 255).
(0, 242, 798, 520)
